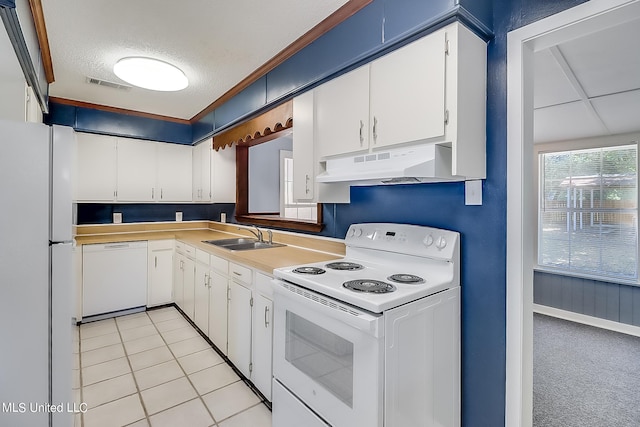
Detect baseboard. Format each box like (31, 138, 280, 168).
(533, 304, 640, 338)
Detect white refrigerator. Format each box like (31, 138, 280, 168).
(0, 119, 75, 427)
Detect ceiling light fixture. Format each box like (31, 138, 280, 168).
(113, 57, 188, 91)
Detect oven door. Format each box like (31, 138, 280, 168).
(272, 280, 384, 427)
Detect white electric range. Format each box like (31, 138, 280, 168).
(271, 223, 461, 427)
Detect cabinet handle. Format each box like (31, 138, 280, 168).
(161, 188, 163, 199)
(305, 174, 310, 194)
(207, 275, 212, 288)
(264, 306, 270, 328)
(204, 273, 208, 287)
(154, 256, 157, 268)
(227, 287, 230, 301)
(373, 116, 378, 144)
(152, 188, 155, 199)
(233, 271, 242, 276)
(359, 120, 364, 146)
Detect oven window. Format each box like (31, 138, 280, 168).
(285, 311, 354, 408)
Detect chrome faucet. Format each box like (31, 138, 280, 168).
(239, 225, 263, 242)
(266, 229, 273, 245)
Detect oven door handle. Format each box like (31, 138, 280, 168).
(272, 279, 382, 338)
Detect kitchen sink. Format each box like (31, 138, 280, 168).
(202, 238, 286, 251)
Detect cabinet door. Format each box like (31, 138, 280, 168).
(173, 253, 185, 309)
(194, 262, 210, 334)
(148, 244, 173, 307)
(208, 271, 229, 355)
(228, 280, 252, 378)
(75, 133, 117, 201)
(116, 138, 157, 202)
(157, 143, 192, 202)
(292, 91, 315, 201)
(192, 143, 203, 201)
(200, 142, 211, 201)
(369, 29, 446, 149)
(316, 66, 370, 158)
(211, 143, 236, 203)
(182, 257, 196, 320)
(251, 293, 273, 401)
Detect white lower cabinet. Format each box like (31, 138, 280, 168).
(228, 279, 253, 379)
(171, 244, 275, 402)
(208, 254, 230, 355)
(194, 250, 211, 335)
(147, 240, 174, 307)
(251, 273, 274, 401)
(174, 242, 196, 317)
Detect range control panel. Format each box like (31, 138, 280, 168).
(345, 223, 459, 261)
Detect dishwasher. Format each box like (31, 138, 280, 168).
(82, 241, 148, 317)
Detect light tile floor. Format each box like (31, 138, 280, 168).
(73, 307, 271, 427)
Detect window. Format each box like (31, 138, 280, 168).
(538, 144, 638, 280)
(280, 151, 318, 221)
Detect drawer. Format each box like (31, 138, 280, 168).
(229, 262, 252, 285)
(175, 241, 195, 258)
(210, 254, 229, 275)
(255, 272, 273, 298)
(196, 249, 210, 265)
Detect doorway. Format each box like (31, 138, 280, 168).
(506, 0, 640, 426)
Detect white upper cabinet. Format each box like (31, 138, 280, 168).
(75, 133, 117, 201)
(315, 66, 370, 159)
(157, 143, 192, 202)
(211, 144, 236, 203)
(75, 133, 194, 202)
(192, 140, 211, 202)
(312, 22, 486, 179)
(293, 91, 315, 201)
(369, 30, 446, 149)
(116, 138, 157, 202)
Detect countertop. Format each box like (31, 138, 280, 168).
(74, 221, 344, 274)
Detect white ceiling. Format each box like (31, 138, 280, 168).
(41, 0, 350, 120)
(534, 17, 640, 143)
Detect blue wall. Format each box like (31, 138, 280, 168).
(62, 0, 596, 424)
(45, 102, 193, 145)
(76, 203, 235, 225)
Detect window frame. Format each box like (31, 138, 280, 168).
(535, 136, 640, 285)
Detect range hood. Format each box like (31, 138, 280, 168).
(316, 143, 458, 186)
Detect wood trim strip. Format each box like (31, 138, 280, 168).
(190, 0, 372, 123)
(28, 0, 54, 83)
(49, 97, 191, 125)
(213, 100, 293, 150)
(236, 215, 324, 233)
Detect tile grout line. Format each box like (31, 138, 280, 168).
(148, 309, 221, 426)
(114, 314, 152, 426)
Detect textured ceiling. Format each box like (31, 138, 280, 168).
(41, 0, 350, 119)
(534, 17, 640, 143)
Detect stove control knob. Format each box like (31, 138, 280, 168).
(348, 228, 356, 237)
(423, 234, 434, 247)
(353, 227, 363, 237)
(435, 236, 447, 250)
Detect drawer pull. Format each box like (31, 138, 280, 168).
(264, 306, 270, 328)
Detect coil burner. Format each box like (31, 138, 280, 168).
(343, 279, 396, 294)
(326, 262, 364, 271)
(292, 266, 326, 275)
(387, 274, 425, 284)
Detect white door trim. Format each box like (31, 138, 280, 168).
(506, 1, 640, 426)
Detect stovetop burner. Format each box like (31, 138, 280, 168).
(388, 274, 425, 284)
(293, 266, 326, 275)
(326, 261, 364, 271)
(343, 279, 396, 293)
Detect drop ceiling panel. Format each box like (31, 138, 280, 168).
(591, 89, 640, 135)
(533, 48, 580, 109)
(534, 101, 606, 144)
(558, 18, 640, 98)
